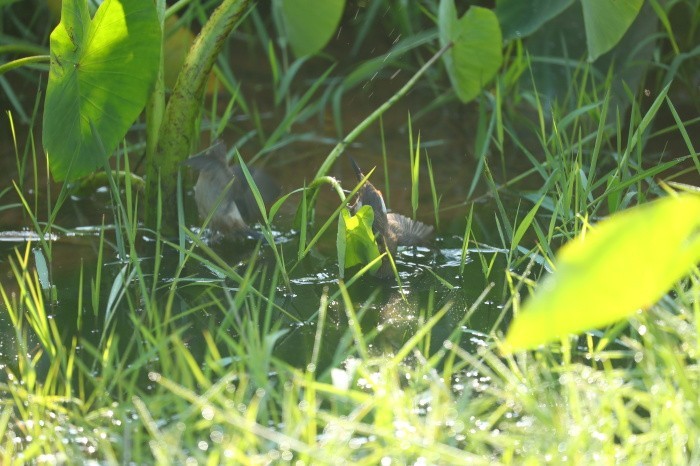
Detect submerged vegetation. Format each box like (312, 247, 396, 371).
(1, 0, 700, 463)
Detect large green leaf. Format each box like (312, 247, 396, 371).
(522, 2, 656, 114)
(495, 0, 574, 40)
(280, 0, 345, 57)
(504, 193, 700, 353)
(43, 0, 160, 181)
(581, 0, 643, 61)
(438, 1, 502, 103)
(337, 205, 381, 277)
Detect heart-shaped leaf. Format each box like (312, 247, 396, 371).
(504, 193, 700, 353)
(280, 0, 345, 57)
(581, 0, 643, 61)
(439, 1, 502, 103)
(43, 0, 160, 181)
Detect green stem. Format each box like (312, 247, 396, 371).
(0, 55, 50, 76)
(307, 176, 346, 202)
(313, 41, 452, 179)
(146, 0, 251, 233)
(0, 44, 47, 55)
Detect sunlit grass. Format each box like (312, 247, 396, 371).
(4, 232, 700, 463)
(2, 131, 695, 465)
(3, 10, 700, 463)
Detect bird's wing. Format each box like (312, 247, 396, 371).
(230, 165, 280, 221)
(388, 213, 434, 246)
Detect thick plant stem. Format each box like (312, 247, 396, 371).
(145, 0, 251, 233)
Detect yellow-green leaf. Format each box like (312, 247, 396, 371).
(43, 0, 160, 181)
(337, 206, 381, 277)
(504, 193, 700, 353)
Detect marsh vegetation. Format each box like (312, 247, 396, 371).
(1, 0, 700, 463)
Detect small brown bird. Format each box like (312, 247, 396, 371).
(182, 140, 279, 238)
(349, 158, 433, 277)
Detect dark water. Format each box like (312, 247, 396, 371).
(0, 11, 513, 377)
(0, 115, 506, 376)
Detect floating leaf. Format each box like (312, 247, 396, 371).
(581, 0, 643, 61)
(438, 1, 502, 103)
(504, 193, 700, 353)
(43, 0, 160, 181)
(337, 206, 381, 277)
(280, 0, 345, 57)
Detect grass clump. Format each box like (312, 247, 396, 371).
(4, 239, 700, 463)
(3, 81, 700, 462)
(3, 2, 700, 463)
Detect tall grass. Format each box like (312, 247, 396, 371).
(2, 6, 700, 462)
(3, 92, 700, 464)
(4, 230, 700, 463)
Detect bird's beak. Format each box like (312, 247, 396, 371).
(349, 156, 364, 181)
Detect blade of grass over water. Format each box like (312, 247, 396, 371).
(174, 230, 300, 322)
(459, 205, 474, 276)
(410, 125, 421, 219)
(426, 154, 440, 230)
(338, 280, 370, 360)
(236, 149, 291, 289)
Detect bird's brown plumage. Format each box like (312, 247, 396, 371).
(349, 157, 433, 277)
(183, 140, 279, 237)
